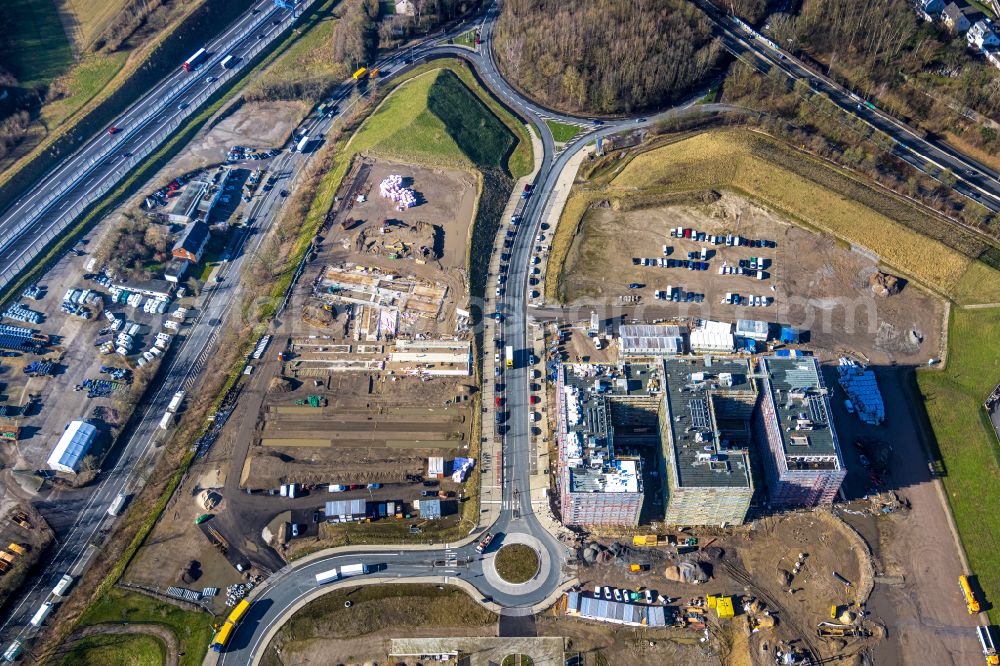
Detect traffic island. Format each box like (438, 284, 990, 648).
(494, 544, 540, 584)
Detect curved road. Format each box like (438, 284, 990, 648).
(215, 6, 743, 664)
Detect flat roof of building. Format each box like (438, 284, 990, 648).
(761, 356, 839, 460)
(619, 324, 687, 355)
(662, 357, 754, 489)
(561, 364, 657, 495)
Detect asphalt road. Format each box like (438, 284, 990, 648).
(0, 0, 309, 290)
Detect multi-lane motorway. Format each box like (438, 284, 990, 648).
(0, 0, 316, 289)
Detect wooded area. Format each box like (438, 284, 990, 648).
(746, 0, 1000, 154)
(493, 0, 723, 114)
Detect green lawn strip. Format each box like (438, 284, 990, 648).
(545, 119, 583, 143)
(0, 0, 74, 86)
(453, 29, 478, 49)
(41, 53, 130, 128)
(275, 584, 496, 642)
(916, 306, 1000, 625)
(54, 632, 166, 666)
(75, 589, 211, 666)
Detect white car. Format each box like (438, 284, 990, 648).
(603, 587, 612, 600)
(594, 586, 603, 598)
(644, 589, 653, 604)
(613, 588, 622, 602)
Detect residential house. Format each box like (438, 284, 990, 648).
(915, 0, 945, 20)
(968, 19, 1000, 49)
(172, 221, 209, 264)
(941, 2, 972, 32)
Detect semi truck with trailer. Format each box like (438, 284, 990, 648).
(979, 626, 999, 665)
(295, 135, 311, 153)
(52, 574, 74, 596)
(167, 390, 186, 413)
(210, 599, 251, 652)
(183, 48, 208, 72)
(315, 563, 369, 585)
(29, 602, 53, 627)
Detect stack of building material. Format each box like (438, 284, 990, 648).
(379, 174, 416, 210)
(837, 358, 885, 425)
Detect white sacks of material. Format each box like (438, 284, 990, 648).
(379, 174, 416, 210)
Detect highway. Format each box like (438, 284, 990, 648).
(0, 0, 314, 291)
(692, 0, 1000, 213)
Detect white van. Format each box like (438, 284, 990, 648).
(107, 492, 129, 516)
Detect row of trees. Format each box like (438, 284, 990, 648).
(493, 0, 723, 114)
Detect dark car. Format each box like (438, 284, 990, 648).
(422, 480, 439, 487)
(421, 490, 438, 497)
(312, 510, 321, 523)
(628, 283, 641, 289)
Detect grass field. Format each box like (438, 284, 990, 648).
(55, 633, 166, 666)
(1, 0, 74, 86)
(272, 584, 496, 643)
(548, 129, 1000, 304)
(76, 589, 212, 666)
(545, 119, 584, 143)
(917, 307, 1000, 623)
(66, 0, 132, 50)
(249, 1, 342, 102)
(454, 29, 478, 49)
(494, 544, 539, 584)
(348, 68, 519, 172)
(41, 52, 129, 128)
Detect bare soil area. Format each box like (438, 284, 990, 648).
(166, 101, 308, 176)
(559, 193, 942, 366)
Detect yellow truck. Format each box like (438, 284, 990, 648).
(7, 543, 25, 556)
(632, 535, 659, 547)
(960, 575, 981, 614)
(352, 67, 368, 80)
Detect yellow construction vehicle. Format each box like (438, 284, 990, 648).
(632, 535, 659, 547)
(7, 544, 25, 556)
(961, 575, 981, 614)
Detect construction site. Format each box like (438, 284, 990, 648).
(124, 153, 483, 598)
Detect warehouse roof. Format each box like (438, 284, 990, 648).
(619, 324, 687, 356)
(325, 499, 367, 516)
(47, 421, 97, 473)
(565, 592, 667, 627)
(662, 358, 754, 489)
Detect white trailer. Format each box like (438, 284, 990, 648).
(295, 135, 311, 153)
(315, 568, 340, 585)
(159, 412, 174, 430)
(29, 602, 53, 627)
(107, 492, 129, 516)
(52, 574, 74, 597)
(340, 563, 368, 577)
(167, 390, 185, 413)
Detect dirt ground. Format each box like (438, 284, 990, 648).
(130, 155, 481, 585)
(166, 100, 308, 176)
(564, 509, 878, 665)
(559, 193, 943, 366)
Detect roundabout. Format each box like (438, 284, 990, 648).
(482, 532, 550, 596)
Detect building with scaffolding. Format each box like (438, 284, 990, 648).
(555, 364, 662, 526)
(659, 357, 756, 526)
(756, 356, 846, 506)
